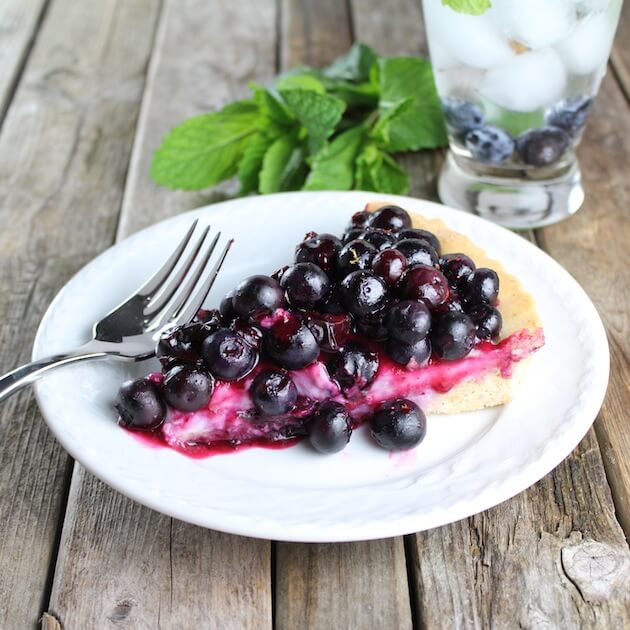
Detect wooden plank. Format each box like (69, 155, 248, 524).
(350, 2, 630, 627)
(610, 0, 630, 101)
(0, 0, 48, 121)
(350, 0, 441, 200)
(280, 0, 352, 68)
(274, 3, 414, 629)
(538, 71, 630, 539)
(46, 1, 277, 628)
(0, 1, 160, 628)
(275, 540, 412, 630)
(410, 432, 630, 628)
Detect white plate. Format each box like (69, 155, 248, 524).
(33, 191, 609, 542)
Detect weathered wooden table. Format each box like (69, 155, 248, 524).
(1, 1, 629, 628)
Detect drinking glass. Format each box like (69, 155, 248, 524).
(422, 0, 623, 228)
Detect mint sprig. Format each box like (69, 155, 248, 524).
(441, 0, 491, 16)
(150, 43, 448, 195)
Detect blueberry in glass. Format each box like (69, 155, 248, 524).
(465, 126, 515, 164)
(516, 127, 570, 167)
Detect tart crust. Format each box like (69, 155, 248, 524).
(366, 201, 543, 414)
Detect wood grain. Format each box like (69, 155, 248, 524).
(0, 1, 160, 628)
(0, 0, 48, 121)
(410, 432, 630, 629)
(274, 4, 415, 629)
(611, 0, 630, 102)
(350, 0, 441, 200)
(538, 72, 630, 540)
(46, 1, 277, 628)
(280, 0, 352, 69)
(276, 540, 412, 630)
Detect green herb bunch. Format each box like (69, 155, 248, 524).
(150, 43, 448, 196)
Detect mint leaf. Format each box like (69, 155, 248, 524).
(355, 144, 408, 194)
(259, 134, 306, 193)
(323, 43, 378, 82)
(303, 126, 365, 191)
(324, 80, 380, 108)
(372, 152, 408, 194)
(238, 132, 275, 194)
(441, 0, 491, 15)
(251, 83, 294, 126)
(377, 57, 447, 151)
(280, 89, 346, 154)
(151, 101, 260, 190)
(276, 73, 325, 94)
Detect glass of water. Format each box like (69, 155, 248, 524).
(422, 0, 623, 228)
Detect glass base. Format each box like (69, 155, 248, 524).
(438, 152, 585, 229)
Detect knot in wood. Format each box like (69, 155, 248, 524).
(561, 539, 630, 603)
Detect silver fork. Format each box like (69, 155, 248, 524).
(0, 221, 232, 403)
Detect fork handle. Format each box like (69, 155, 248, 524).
(0, 350, 111, 403)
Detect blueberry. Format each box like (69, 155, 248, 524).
(232, 275, 285, 319)
(397, 228, 441, 255)
(467, 303, 502, 340)
(340, 270, 388, 318)
(386, 336, 431, 367)
(368, 205, 412, 231)
(342, 227, 365, 243)
(308, 401, 352, 454)
(270, 266, 289, 283)
(281, 262, 330, 309)
(395, 238, 439, 267)
(295, 233, 342, 274)
(219, 290, 238, 323)
(355, 312, 390, 341)
(385, 300, 431, 344)
(348, 210, 371, 229)
(264, 312, 320, 370)
(463, 268, 499, 306)
(317, 287, 346, 315)
(546, 96, 593, 137)
(440, 253, 476, 290)
(336, 239, 377, 278)
(370, 399, 426, 451)
(372, 249, 408, 286)
(431, 312, 476, 360)
(516, 127, 570, 167)
(443, 98, 484, 132)
(400, 265, 450, 310)
(230, 319, 264, 350)
(156, 325, 203, 369)
(201, 328, 258, 380)
(250, 369, 298, 416)
(305, 312, 353, 352)
(117, 378, 166, 430)
(465, 126, 514, 163)
(327, 343, 379, 395)
(358, 227, 396, 251)
(163, 365, 214, 412)
(193, 308, 222, 327)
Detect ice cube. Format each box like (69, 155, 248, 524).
(556, 11, 617, 75)
(490, 0, 576, 48)
(423, 0, 515, 70)
(480, 49, 567, 112)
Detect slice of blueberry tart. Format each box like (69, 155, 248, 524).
(116, 203, 544, 455)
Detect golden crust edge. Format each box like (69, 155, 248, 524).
(366, 201, 542, 413)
